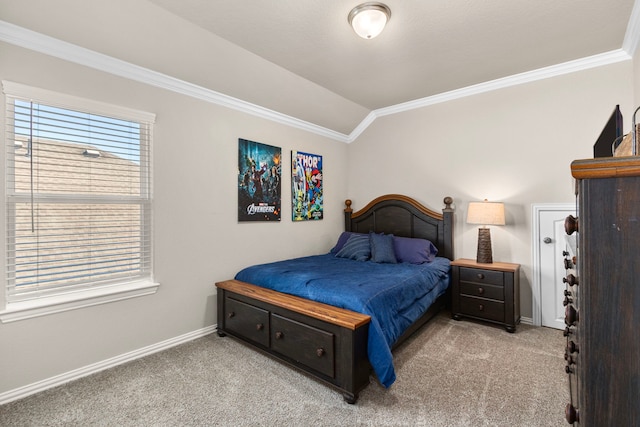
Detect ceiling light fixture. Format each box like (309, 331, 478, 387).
(348, 2, 391, 39)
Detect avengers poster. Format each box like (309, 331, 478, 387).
(291, 150, 323, 221)
(238, 138, 281, 221)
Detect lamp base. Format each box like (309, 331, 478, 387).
(476, 227, 493, 264)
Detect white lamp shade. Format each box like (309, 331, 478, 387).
(467, 201, 505, 226)
(348, 3, 391, 39)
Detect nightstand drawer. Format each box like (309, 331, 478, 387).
(460, 267, 504, 286)
(459, 296, 504, 322)
(459, 282, 504, 301)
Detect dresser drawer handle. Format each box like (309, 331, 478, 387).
(563, 274, 578, 286)
(565, 403, 579, 424)
(564, 215, 578, 235)
(227, 311, 235, 319)
(316, 348, 325, 357)
(478, 304, 484, 311)
(275, 331, 284, 340)
(256, 323, 264, 331)
(478, 287, 484, 295)
(476, 273, 485, 280)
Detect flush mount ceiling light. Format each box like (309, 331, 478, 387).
(348, 2, 391, 39)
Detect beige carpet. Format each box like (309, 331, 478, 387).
(0, 312, 567, 426)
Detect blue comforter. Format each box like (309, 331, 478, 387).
(234, 254, 451, 388)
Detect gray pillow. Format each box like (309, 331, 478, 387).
(335, 233, 371, 261)
(370, 232, 397, 263)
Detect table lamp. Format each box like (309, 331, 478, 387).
(466, 200, 505, 264)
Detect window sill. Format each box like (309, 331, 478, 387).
(0, 280, 160, 323)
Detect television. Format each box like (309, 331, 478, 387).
(593, 105, 623, 158)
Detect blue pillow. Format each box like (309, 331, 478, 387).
(330, 231, 357, 254)
(393, 236, 438, 264)
(335, 233, 371, 261)
(370, 232, 397, 264)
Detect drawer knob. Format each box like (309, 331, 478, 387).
(567, 340, 579, 354)
(564, 350, 576, 365)
(565, 305, 578, 326)
(256, 323, 264, 331)
(478, 304, 484, 311)
(478, 287, 484, 295)
(564, 215, 578, 235)
(275, 331, 284, 340)
(565, 403, 579, 424)
(563, 274, 578, 286)
(227, 311, 235, 319)
(563, 258, 573, 270)
(476, 273, 485, 280)
(316, 348, 325, 357)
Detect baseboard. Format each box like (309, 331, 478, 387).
(520, 316, 533, 325)
(0, 324, 217, 405)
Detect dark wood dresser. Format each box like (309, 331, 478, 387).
(564, 157, 640, 425)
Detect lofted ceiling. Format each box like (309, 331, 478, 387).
(0, 0, 636, 139)
(148, 0, 636, 112)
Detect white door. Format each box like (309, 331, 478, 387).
(532, 204, 575, 329)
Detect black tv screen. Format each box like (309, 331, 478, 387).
(593, 105, 623, 158)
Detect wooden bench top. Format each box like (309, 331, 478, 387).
(216, 279, 371, 330)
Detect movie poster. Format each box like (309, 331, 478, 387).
(238, 138, 281, 221)
(291, 150, 323, 221)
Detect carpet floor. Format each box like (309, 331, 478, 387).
(0, 312, 567, 426)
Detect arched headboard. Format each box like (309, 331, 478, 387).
(344, 194, 454, 260)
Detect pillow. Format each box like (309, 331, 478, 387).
(393, 236, 438, 264)
(335, 233, 371, 261)
(369, 232, 397, 264)
(330, 231, 357, 254)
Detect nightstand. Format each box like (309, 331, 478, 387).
(450, 258, 520, 332)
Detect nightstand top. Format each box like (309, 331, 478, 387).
(451, 258, 520, 273)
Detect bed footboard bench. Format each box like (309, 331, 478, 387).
(216, 279, 372, 403)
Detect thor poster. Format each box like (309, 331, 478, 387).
(291, 150, 323, 221)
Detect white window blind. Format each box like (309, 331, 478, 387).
(4, 82, 154, 302)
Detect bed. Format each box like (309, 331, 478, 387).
(216, 194, 454, 403)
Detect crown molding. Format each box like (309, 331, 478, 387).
(0, 20, 350, 143)
(1, 19, 637, 146)
(346, 111, 377, 143)
(344, 49, 632, 142)
(376, 50, 631, 119)
(623, 0, 640, 56)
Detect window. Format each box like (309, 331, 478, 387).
(2, 82, 156, 318)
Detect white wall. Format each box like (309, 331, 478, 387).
(0, 41, 348, 395)
(347, 61, 635, 319)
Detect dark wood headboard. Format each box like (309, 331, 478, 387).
(344, 194, 454, 260)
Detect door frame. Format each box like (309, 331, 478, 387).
(531, 203, 574, 327)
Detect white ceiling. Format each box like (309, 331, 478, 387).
(148, 0, 636, 111)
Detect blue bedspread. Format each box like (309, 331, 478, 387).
(234, 254, 451, 388)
